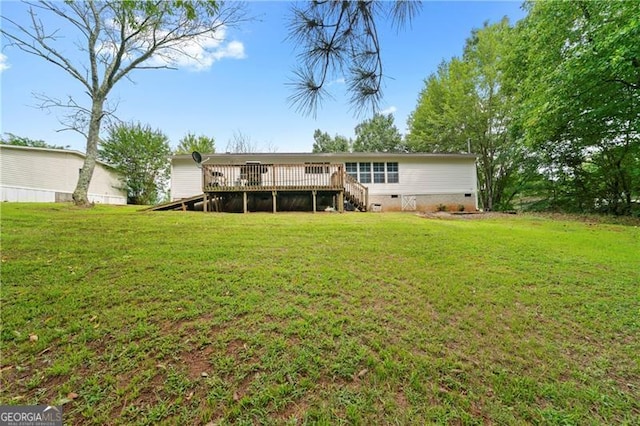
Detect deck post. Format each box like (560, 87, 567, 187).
(272, 191, 277, 213)
(243, 192, 248, 213)
(312, 190, 317, 213)
(204, 193, 208, 212)
(338, 191, 344, 213)
(365, 188, 369, 212)
(272, 165, 276, 188)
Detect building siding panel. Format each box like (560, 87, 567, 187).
(350, 158, 475, 195)
(0, 145, 126, 204)
(1, 186, 56, 202)
(171, 158, 202, 200)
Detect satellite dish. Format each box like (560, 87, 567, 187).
(192, 151, 202, 167)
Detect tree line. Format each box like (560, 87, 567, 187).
(314, 2, 639, 216)
(408, 1, 639, 215)
(3, 1, 637, 214)
(312, 113, 405, 154)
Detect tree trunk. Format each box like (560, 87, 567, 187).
(72, 97, 105, 206)
(481, 159, 494, 211)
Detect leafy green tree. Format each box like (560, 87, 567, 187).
(175, 133, 216, 155)
(1, 133, 68, 150)
(407, 19, 526, 210)
(332, 135, 352, 153)
(405, 58, 473, 152)
(288, 1, 422, 115)
(1, 1, 246, 206)
(99, 123, 172, 205)
(353, 113, 405, 153)
(312, 130, 351, 153)
(510, 1, 639, 215)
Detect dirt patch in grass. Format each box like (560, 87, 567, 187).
(157, 313, 216, 335)
(232, 372, 255, 402)
(530, 212, 640, 226)
(418, 210, 640, 225)
(126, 371, 166, 410)
(39, 373, 69, 401)
(395, 389, 409, 409)
(226, 339, 247, 357)
(418, 211, 514, 220)
(182, 346, 215, 380)
(0, 354, 70, 405)
(274, 399, 310, 422)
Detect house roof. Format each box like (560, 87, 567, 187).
(172, 152, 478, 163)
(0, 144, 116, 169)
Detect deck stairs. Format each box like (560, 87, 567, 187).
(143, 194, 205, 211)
(343, 173, 368, 212)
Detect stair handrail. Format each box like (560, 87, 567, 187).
(343, 172, 369, 211)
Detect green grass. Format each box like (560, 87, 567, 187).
(1, 203, 639, 425)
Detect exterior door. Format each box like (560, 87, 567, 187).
(402, 195, 416, 211)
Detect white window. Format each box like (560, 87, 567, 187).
(373, 162, 385, 183)
(346, 162, 358, 180)
(387, 162, 399, 183)
(345, 162, 399, 184)
(359, 163, 371, 183)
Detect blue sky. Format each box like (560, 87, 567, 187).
(1, 1, 526, 153)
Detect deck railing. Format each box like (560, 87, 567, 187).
(202, 163, 345, 192)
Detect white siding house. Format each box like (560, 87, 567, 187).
(0, 145, 127, 204)
(171, 152, 477, 212)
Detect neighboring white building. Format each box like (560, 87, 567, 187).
(0, 144, 127, 204)
(171, 152, 478, 212)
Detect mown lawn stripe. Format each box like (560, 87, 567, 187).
(1, 204, 638, 424)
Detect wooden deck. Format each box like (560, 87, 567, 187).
(201, 162, 368, 213)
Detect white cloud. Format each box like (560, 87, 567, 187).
(211, 40, 246, 61)
(146, 26, 246, 71)
(379, 106, 397, 115)
(0, 53, 10, 73)
(98, 21, 246, 72)
(327, 77, 345, 86)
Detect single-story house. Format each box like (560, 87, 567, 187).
(170, 152, 477, 212)
(0, 144, 127, 204)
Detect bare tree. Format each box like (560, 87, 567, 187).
(225, 131, 279, 153)
(287, 0, 421, 117)
(1, 1, 246, 206)
(262, 140, 279, 153)
(225, 130, 258, 153)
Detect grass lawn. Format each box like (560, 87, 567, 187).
(1, 203, 638, 425)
